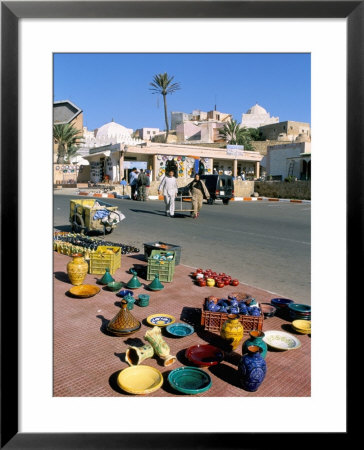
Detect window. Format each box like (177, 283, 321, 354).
(147, 131, 150, 134)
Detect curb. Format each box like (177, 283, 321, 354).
(77, 191, 310, 203)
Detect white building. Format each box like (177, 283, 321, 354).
(241, 103, 279, 129)
(263, 142, 311, 180)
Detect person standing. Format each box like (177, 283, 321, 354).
(137, 169, 149, 201)
(186, 174, 210, 219)
(129, 167, 139, 200)
(158, 170, 178, 217)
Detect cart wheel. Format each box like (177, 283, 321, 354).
(222, 199, 230, 205)
(104, 225, 113, 234)
(72, 213, 85, 234)
(207, 198, 214, 205)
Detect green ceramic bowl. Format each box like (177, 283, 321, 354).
(107, 281, 123, 292)
(168, 367, 212, 395)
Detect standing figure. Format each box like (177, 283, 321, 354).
(137, 169, 149, 201)
(158, 170, 178, 217)
(186, 174, 210, 219)
(129, 167, 139, 200)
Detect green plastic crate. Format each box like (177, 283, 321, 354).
(147, 249, 175, 282)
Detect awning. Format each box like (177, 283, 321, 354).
(83, 150, 112, 159)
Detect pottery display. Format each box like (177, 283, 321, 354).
(145, 326, 176, 366)
(238, 345, 267, 392)
(260, 303, 276, 318)
(125, 343, 154, 366)
(220, 314, 244, 350)
(67, 253, 88, 286)
(148, 274, 164, 291)
(242, 330, 268, 359)
(146, 314, 176, 327)
(68, 284, 100, 298)
(206, 278, 215, 287)
(168, 367, 212, 395)
(117, 365, 163, 395)
(288, 303, 311, 321)
(185, 344, 224, 367)
(106, 299, 141, 336)
(126, 273, 142, 289)
(263, 330, 301, 351)
(192, 268, 239, 288)
(99, 268, 115, 285)
(166, 322, 194, 337)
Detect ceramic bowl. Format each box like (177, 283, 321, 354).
(263, 330, 301, 351)
(168, 367, 212, 395)
(166, 323, 194, 337)
(146, 314, 176, 327)
(106, 281, 123, 292)
(68, 284, 101, 298)
(292, 320, 311, 334)
(118, 289, 134, 297)
(185, 344, 224, 367)
(288, 303, 311, 314)
(117, 365, 163, 395)
(260, 303, 277, 318)
(270, 298, 295, 308)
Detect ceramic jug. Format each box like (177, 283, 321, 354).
(125, 343, 154, 366)
(242, 330, 267, 359)
(238, 345, 267, 392)
(220, 314, 244, 350)
(67, 253, 88, 286)
(145, 326, 176, 366)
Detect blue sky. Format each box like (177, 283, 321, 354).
(53, 53, 310, 131)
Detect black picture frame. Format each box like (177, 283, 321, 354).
(1, 1, 356, 448)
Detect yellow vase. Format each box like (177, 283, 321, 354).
(220, 314, 244, 350)
(67, 253, 88, 286)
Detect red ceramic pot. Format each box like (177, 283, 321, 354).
(217, 281, 225, 288)
(197, 268, 203, 273)
(192, 272, 198, 278)
(212, 272, 217, 277)
(199, 279, 207, 287)
(231, 279, 239, 286)
(223, 278, 230, 286)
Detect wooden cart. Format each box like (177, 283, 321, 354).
(174, 195, 193, 215)
(69, 199, 119, 234)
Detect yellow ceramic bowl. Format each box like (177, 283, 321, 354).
(68, 284, 101, 298)
(292, 320, 311, 334)
(117, 365, 163, 395)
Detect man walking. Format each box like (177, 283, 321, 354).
(158, 170, 178, 217)
(137, 169, 149, 201)
(129, 167, 139, 200)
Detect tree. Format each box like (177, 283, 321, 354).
(218, 119, 254, 149)
(149, 72, 181, 142)
(53, 123, 84, 163)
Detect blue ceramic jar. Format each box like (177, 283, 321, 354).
(238, 345, 267, 392)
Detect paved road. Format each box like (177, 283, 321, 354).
(54, 191, 311, 304)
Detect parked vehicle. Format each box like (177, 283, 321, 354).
(178, 174, 234, 205)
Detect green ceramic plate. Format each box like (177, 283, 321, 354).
(168, 367, 212, 395)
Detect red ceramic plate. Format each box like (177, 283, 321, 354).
(185, 344, 224, 367)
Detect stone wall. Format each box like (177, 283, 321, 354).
(254, 181, 311, 200)
(233, 180, 255, 197)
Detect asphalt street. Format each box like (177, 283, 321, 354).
(54, 192, 311, 305)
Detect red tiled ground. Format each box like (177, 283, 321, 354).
(53, 252, 311, 397)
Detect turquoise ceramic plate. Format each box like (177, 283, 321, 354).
(288, 303, 311, 313)
(168, 367, 212, 395)
(166, 323, 194, 337)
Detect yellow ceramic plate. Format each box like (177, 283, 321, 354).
(292, 320, 311, 334)
(68, 284, 101, 298)
(146, 314, 176, 327)
(117, 365, 163, 395)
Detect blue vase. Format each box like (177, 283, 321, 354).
(242, 330, 268, 359)
(238, 345, 267, 392)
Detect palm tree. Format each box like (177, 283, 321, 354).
(149, 72, 181, 142)
(53, 123, 84, 163)
(218, 119, 254, 150)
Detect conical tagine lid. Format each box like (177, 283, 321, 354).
(148, 274, 164, 291)
(106, 300, 141, 336)
(100, 268, 115, 285)
(126, 273, 142, 289)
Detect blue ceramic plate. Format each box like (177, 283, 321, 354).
(166, 323, 194, 337)
(118, 289, 133, 297)
(146, 314, 176, 327)
(168, 367, 212, 395)
(271, 298, 294, 308)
